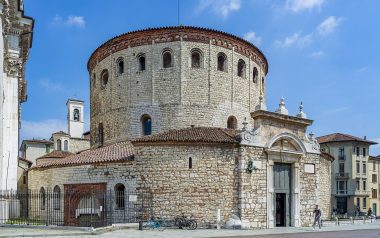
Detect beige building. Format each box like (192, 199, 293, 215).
(27, 27, 332, 228)
(317, 133, 377, 215)
(368, 156, 380, 216)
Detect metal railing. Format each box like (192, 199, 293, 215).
(335, 173, 349, 179)
(0, 189, 152, 228)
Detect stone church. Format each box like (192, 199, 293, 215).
(28, 26, 332, 228)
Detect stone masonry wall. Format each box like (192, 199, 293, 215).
(318, 156, 332, 219)
(238, 146, 268, 228)
(28, 144, 240, 226)
(90, 39, 265, 147)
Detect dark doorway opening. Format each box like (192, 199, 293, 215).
(273, 163, 291, 227)
(276, 193, 286, 227)
(337, 197, 348, 214)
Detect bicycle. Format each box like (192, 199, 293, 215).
(143, 216, 164, 230)
(174, 214, 197, 230)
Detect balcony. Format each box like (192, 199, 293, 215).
(335, 172, 349, 179)
(336, 190, 348, 195)
(338, 155, 346, 161)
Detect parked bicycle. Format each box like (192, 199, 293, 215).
(143, 216, 164, 230)
(174, 214, 197, 230)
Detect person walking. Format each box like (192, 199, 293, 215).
(368, 208, 372, 217)
(313, 205, 322, 229)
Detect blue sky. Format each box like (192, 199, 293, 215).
(22, 0, 380, 155)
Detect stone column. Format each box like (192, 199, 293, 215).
(267, 160, 274, 228)
(291, 162, 301, 227)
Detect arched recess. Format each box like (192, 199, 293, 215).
(267, 132, 306, 155)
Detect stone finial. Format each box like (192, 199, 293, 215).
(255, 95, 267, 111)
(296, 102, 307, 119)
(309, 131, 315, 141)
(242, 117, 249, 131)
(275, 97, 288, 115)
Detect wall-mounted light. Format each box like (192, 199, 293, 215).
(246, 160, 258, 174)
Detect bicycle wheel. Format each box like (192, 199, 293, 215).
(189, 220, 197, 230)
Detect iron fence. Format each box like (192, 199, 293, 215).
(0, 189, 152, 228)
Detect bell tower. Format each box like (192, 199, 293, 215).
(67, 99, 84, 138)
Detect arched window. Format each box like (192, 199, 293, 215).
(64, 140, 68, 151)
(189, 157, 193, 169)
(40, 187, 46, 210)
(227, 116, 238, 129)
(217, 52, 227, 72)
(117, 58, 124, 75)
(141, 114, 152, 136)
(98, 123, 104, 146)
(191, 49, 202, 68)
(73, 108, 80, 121)
(138, 54, 146, 71)
(53, 185, 61, 210)
(101, 69, 109, 88)
(57, 139, 62, 151)
(253, 67, 258, 83)
(162, 50, 172, 68)
(115, 184, 125, 210)
(237, 59, 246, 78)
(262, 77, 265, 92)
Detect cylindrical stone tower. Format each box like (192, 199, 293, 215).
(87, 26, 268, 147)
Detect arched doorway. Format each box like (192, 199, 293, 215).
(266, 133, 306, 228)
(64, 183, 106, 227)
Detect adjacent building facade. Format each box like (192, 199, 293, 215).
(317, 133, 378, 215)
(0, 0, 33, 190)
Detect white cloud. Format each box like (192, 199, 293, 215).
(355, 67, 368, 73)
(286, 0, 324, 12)
(243, 31, 262, 46)
(21, 119, 66, 141)
(51, 15, 86, 28)
(322, 106, 349, 116)
(275, 32, 312, 48)
(310, 50, 324, 57)
(198, 0, 241, 18)
(275, 16, 343, 49)
(317, 16, 342, 36)
(66, 15, 86, 28)
(39, 79, 67, 93)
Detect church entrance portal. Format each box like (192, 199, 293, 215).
(273, 163, 291, 227)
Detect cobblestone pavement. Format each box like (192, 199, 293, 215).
(1, 223, 380, 238)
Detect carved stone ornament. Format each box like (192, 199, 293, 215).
(5, 56, 23, 77)
(305, 132, 320, 152)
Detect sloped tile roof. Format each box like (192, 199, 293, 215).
(317, 133, 377, 145)
(32, 141, 135, 169)
(18, 157, 32, 164)
(132, 127, 241, 144)
(38, 150, 74, 159)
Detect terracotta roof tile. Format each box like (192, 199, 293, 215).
(132, 127, 240, 144)
(32, 141, 134, 169)
(317, 133, 377, 145)
(38, 150, 74, 159)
